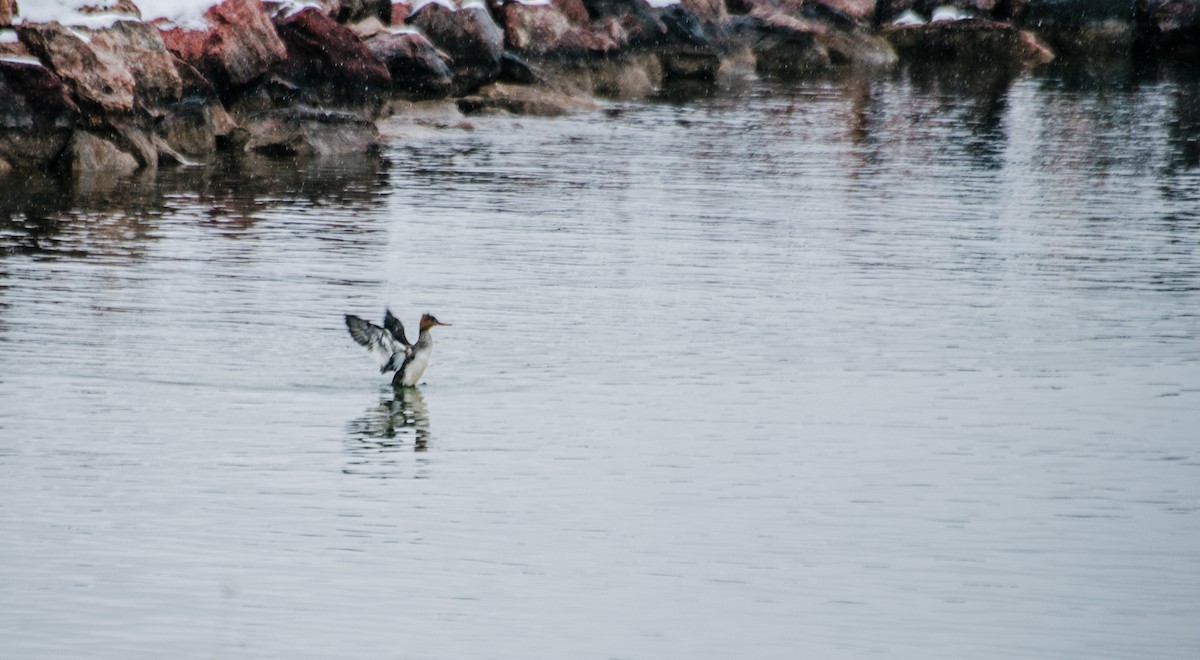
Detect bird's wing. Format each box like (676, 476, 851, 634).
(383, 308, 411, 347)
(345, 314, 410, 372)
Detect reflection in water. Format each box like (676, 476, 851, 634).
(343, 388, 432, 478)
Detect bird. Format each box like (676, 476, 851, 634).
(345, 309, 450, 388)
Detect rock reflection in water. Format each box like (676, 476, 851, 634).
(343, 388, 432, 478)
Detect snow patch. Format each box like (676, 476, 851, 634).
(892, 10, 925, 26)
(0, 55, 45, 67)
(0, 29, 19, 43)
(930, 6, 970, 23)
(412, 0, 457, 12)
(644, 0, 681, 7)
(132, 0, 217, 30)
(513, 0, 552, 5)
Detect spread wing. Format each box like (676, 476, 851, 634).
(383, 308, 411, 347)
(345, 314, 410, 373)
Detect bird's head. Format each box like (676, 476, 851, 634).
(420, 314, 450, 332)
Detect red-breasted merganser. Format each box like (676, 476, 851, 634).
(345, 309, 450, 387)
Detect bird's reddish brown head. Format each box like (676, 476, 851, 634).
(419, 313, 450, 332)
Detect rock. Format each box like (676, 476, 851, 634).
(331, 0, 392, 22)
(391, 1, 415, 23)
(809, 0, 877, 22)
(581, 0, 712, 48)
(731, 13, 830, 73)
(158, 97, 218, 157)
(158, 0, 288, 89)
(349, 16, 389, 39)
(86, 20, 184, 109)
(407, 0, 505, 91)
(0, 57, 79, 168)
(66, 130, 140, 176)
(0, 156, 10, 175)
(1137, 0, 1200, 58)
(455, 81, 599, 115)
(242, 106, 381, 156)
(661, 48, 722, 78)
(883, 18, 1054, 65)
(502, 1, 621, 57)
(271, 7, 391, 101)
(79, 0, 142, 18)
(499, 50, 543, 84)
(17, 21, 137, 114)
(365, 28, 454, 97)
(1, 0, 16, 26)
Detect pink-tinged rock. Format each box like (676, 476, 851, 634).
(2, 0, 17, 26)
(882, 18, 1053, 65)
(365, 29, 453, 97)
(157, 0, 287, 88)
(391, 1, 415, 23)
(87, 20, 184, 108)
(272, 7, 391, 98)
(17, 22, 137, 114)
(554, 0, 592, 26)
(805, 0, 877, 22)
(502, 2, 621, 57)
(1139, 0, 1200, 32)
(0, 57, 79, 168)
(407, 1, 505, 89)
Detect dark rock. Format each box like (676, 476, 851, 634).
(158, 97, 218, 157)
(502, 1, 621, 57)
(271, 7, 392, 102)
(365, 28, 454, 97)
(407, 0, 505, 92)
(1137, 0, 1200, 58)
(0, 57, 78, 168)
(242, 106, 381, 156)
(731, 13, 830, 73)
(883, 18, 1054, 65)
(1020, 0, 1135, 25)
(158, 0, 288, 90)
(661, 48, 722, 78)
(17, 21, 137, 114)
(499, 50, 543, 84)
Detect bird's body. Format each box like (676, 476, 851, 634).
(345, 310, 449, 387)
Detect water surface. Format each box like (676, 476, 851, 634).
(2, 62, 1199, 659)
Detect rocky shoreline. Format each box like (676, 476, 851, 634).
(1, 0, 1197, 179)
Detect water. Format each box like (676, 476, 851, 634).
(2, 62, 1199, 659)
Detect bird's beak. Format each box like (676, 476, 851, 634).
(437, 321, 451, 327)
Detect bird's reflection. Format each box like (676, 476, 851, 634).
(343, 388, 432, 478)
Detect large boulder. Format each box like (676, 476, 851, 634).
(241, 106, 380, 156)
(17, 21, 137, 114)
(502, 1, 621, 57)
(365, 28, 454, 97)
(407, 0, 505, 91)
(883, 17, 1054, 65)
(157, 0, 288, 90)
(86, 20, 184, 109)
(65, 130, 140, 176)
(0, 57, 79, 169)
(271, 7, 391, 101)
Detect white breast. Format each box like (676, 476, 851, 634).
(401, 347, 432, 386)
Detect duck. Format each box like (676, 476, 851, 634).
(345, 309, 450, 387)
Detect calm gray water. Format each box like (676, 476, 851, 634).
(2, 62, 1199, 659)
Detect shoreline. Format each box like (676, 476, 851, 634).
(1, 0, 1198, 179)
